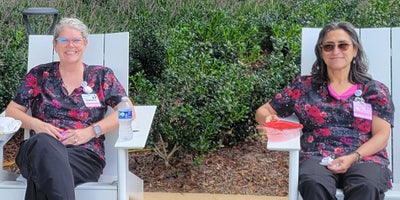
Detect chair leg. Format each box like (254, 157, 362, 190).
(288, 150, 300, 200)
(118, 149, 128, 200)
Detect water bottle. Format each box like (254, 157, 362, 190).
(118, 96, 133, 141)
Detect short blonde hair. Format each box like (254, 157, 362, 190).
(53, 17, 89, 39)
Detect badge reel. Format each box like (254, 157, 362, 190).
(354, 89, 364, 103)
(81, 81, 93, 94)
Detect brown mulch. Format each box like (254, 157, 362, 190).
(3, 131, 289, 196)
(129, 137, 289, 196)
(3, 130, 23, 173)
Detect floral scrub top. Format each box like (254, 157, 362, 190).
(269, 75, 394, 168)
(13, 62, 127, 162)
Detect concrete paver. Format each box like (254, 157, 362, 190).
(142, 192, 288, 200)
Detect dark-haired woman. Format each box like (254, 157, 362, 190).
(255, 21, 394, 200)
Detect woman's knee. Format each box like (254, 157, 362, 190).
(299, 158, 338, 197)
(29, 132, 55, 142)
(20, 133, 64, 156)
(299, 175, 337, 200)
(356, 179, 381, 190)
(343, 180, 385, 199)
(300, 173, 336, 190)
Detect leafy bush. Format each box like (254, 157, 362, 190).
(0, 30, 27, 110)
(154, 9, 263, 156)
(2, 0, 400, 163)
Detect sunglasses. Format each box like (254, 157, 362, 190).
(320, 43, 352, 52)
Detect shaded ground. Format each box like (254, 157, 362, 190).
(4, 131, 289, 196)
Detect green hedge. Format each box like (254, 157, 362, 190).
(1, 0, 400, 163)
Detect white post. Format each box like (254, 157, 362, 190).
(118, 149, 128, 200)
(288, 150, 300, 200)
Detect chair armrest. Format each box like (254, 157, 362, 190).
(114, 105, 156, 149)
(113, 105, 156, 200)
(265, 114, 301, 200)
(267, 138, 301, 151)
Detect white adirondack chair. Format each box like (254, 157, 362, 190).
(0, 32, 157, 200)
(267, 27, 400, 200)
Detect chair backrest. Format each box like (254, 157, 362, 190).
(27, 32, 129, 178)
(301, 27, 400, 184)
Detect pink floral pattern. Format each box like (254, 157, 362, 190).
(270, 76, 394, 168)
(13, 62, 127, 161)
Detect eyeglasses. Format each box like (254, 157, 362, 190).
(320, 43, 352, 52)
(56, 38, 84, 46)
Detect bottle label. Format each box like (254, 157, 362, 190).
(118, 110, 132, 119)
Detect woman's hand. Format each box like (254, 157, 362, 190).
(256, 114, 280, 136)
(31, 120, 64, 139)
(60, 126, 95, 145)
(327, 154, 357, 173)
(265, 114, 279, 123)
(255, 102, 280, 136)
(255, 102, 279, 125)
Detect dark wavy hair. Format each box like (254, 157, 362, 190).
(311, 21, 371, 86)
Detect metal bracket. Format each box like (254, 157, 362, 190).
(22, 7, 58, 35)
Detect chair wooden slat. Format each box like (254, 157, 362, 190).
(359, 28, 391, 88)
(391, 27, 400, 185)
(27, 35, 54, 70)
(104, 32, 130, 92)
(83, 34, 105, 66)
(300, 28, 320, 75)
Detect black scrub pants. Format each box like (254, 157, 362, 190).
(299, 157, 391, 200)
(16, 133, 105, 200)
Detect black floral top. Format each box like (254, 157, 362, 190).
(13, 62, 127, 162)
(269, 76, 394, 168)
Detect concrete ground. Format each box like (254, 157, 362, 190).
(142, 192, 288, 200)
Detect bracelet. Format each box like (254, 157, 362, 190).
(353, 151, 361, 162)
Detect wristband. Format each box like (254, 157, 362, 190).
(353, 151, 361, 162)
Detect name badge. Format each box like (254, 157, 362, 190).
(353, 101, 372, 120)
(82, 94, 101, 107)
